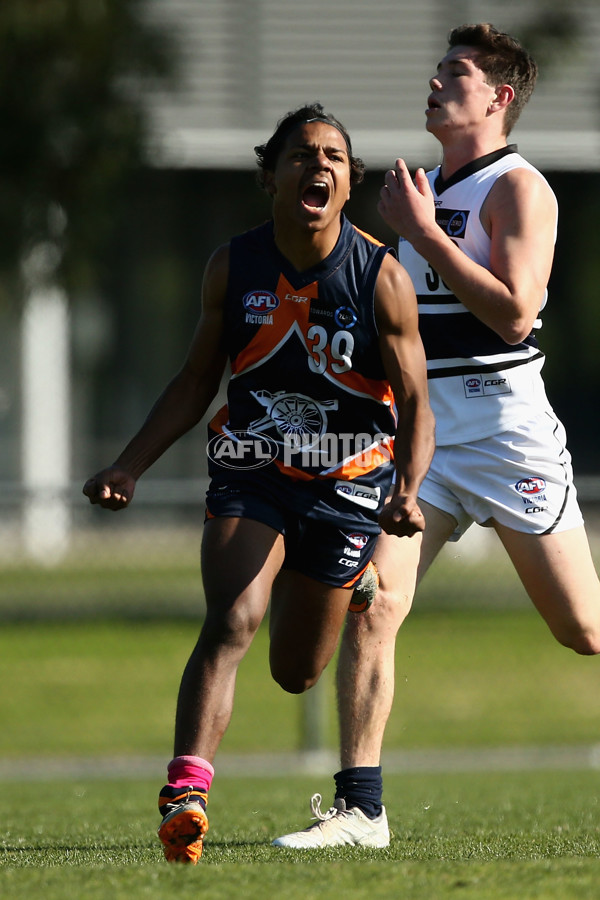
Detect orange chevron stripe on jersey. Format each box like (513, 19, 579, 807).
(322, 435, 394, 480)
(323, 367, 395, 407)
(352, 225, 385, 247)
(271, 434, 394, 483)
(230, 272, 393, 407)
(231, 275, 318, 377)
(209, 404, 229, 434)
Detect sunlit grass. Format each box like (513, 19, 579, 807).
(1, 774, 600, 899)
(1, 610, 599, 759)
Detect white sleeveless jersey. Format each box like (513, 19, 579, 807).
(398, 146, 558, 445)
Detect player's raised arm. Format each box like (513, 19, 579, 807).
(379, 158, 557, 345)
(374, 252, 435, 537)
(83, 244, 230, 510)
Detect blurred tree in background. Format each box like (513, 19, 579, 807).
(0, 0, 177, 304)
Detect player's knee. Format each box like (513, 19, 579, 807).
(569, 631, 600, 656)
(271, 668, 318, 694)
(202, 603, 263, 653)
(556, 622, 600, 656)
(269, 656, 321, 693)
(379, 582, 413, 620)
(351, 583, 412, 637)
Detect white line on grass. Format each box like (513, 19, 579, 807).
(1, 744, 600, 781)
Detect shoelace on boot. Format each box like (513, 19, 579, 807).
(309, 793, 344, 822)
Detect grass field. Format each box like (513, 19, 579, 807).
(2, 546, 600, 897)
(1, 610, 600, 759)
(2, 772, 600, 898)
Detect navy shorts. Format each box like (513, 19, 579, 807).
(205, 474, 378, 588)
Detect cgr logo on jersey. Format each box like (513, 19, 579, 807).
(463, 374, 512, 398)
(515, 477, 546, 495)
(335, 481, 381, 510)
(243, 290, 279, 324)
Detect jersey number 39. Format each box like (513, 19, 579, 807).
(307, 325, 354, 374)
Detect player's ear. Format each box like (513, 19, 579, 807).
(263, 170, 277, 196)
(490, 83, 515, 113)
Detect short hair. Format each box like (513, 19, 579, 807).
(448, 23, 538, 134)
(254, 103, 365, 188)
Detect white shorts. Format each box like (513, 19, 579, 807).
(418, 410, 584, 541)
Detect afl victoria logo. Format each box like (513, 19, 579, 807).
(466, 378, 481, 389)
(243, 290, 280, 313)
(515, 477, 546, 495)
(347, 533, 368, 549)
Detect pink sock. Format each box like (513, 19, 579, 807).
(167, 755, 214, 793)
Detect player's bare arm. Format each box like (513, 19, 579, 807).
(374, 253, 435, 537)
(83, 245, 230, 510)
(379, 158, 557, 344)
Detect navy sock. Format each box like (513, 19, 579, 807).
(334, 766, 383, 819)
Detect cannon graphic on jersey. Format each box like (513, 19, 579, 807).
(249, 390, 339, 451)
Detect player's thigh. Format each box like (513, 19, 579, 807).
(346, 502, 454, 640)
(269, 570, 350, 691)
(343, 529, 420, 650)
(372, 499, 456, 594)
(201, 516, 285, 632)
(416, 500, 459, 583)
(493, 521, 600, 652)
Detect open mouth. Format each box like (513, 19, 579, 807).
(302, 182, 330, 210)
(427, 97, 441, 111)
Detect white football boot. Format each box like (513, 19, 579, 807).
(272, 793, 389, 849)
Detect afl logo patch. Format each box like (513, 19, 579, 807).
(347, 532, 368, 549)
(515, 477, 546, 495)
(464, 375, 482, 396)
(243, 290, 280, 313)
(334, 306, 357, 328)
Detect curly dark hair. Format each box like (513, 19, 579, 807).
(254, 103, 365, 188)
(448, 24, 538, 135)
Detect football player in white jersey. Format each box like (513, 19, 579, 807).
(274, 23, 600, 850)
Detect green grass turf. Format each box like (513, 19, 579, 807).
(1, 610, 599, 759)
(2, 574, 600, 896)
(1, 773, 599, 899)
(0, 548, 535, 619)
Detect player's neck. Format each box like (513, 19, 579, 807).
(439, 132, 508, 182)
(273, 221, 342, 273)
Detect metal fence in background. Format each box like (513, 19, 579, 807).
(2, 475, 600, 567)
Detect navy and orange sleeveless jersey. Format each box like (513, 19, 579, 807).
(207, 215, 397, 524)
